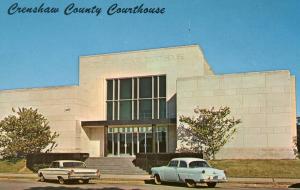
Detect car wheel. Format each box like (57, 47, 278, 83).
(58, 177, 65, 184)
(207, 182, 217, 188)
(154, 175, 161, 185)
(186, 180, 196, 188)
(82, 179, 90, 184)
(39, 173, 45, 182)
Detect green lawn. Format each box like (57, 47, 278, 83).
(0, 159, 32, 173)
(209, 159, 300, 178)
(1, 159, 300, 178)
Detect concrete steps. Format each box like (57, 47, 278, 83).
(85, 157, 148, 175)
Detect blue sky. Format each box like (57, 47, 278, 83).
(0, 0, 299, 115)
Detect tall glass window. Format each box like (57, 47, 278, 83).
(139, 77, 152, 98)
(106, 75, 166, 120)
(120, 79, 132, 99)
(120, 101, 132, 120)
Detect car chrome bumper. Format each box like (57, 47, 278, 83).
(68, 175, 100, 180)
(199, 179, 227, 183)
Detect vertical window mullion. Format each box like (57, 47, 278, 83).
(132, 131, 134, 156)
(132, 78, 134, 120)
(152, 76, 154, 119)
(144, 133, 147, 153)
(117, 132, 120, 156)
(137, 78, 140, 120)
(112, 80, 115, 120)
(125, 132, 127, 155)
(137, 129, 140, 154)
(118, 79, 120, 120)
(157, 77, 160, 119)
(112, 130, 114, 155)
(157, 130, 160, 153)
(165, 76, 168, 118)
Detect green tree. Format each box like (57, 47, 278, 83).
(178, 107, 241, 160)
(0, 107, 59, 158)
(293, 135, 300, 158)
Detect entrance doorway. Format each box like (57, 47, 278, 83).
(107, 126, 167, 156)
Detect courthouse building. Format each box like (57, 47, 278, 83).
(0, 45, 297, 159)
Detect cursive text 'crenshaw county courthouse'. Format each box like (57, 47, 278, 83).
(7, 3, 166, 16)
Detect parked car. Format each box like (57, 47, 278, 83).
(38, 160, 100, 184)
(151, 157, 227, 188)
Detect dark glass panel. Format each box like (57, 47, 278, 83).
(114, 101, 118, 120)
(120, 101, 132, 120)
(133, 132, 138, 155)
(120, 133, 125, 154)
(107, 133, 113, 154)
(139, 99, 152, 120)
(120, 79, 132, 99)
(134, 78, 137, 99)
(139, 133, 145, 153)
(134, 100, 137, 120)
(113, 133, 118, 155)
(126, 133, 132, 155)
(146, 133, 153, 153)
(139, 77, 152, 98)
(114, 80, 118, 100)
(154, 99, 158, 119)
(159, 98, 166, 119)
(107, 80, 113, 100)
(107, 101, 113, 120)
(159, 76, 166, 97)
(154, 76, 158, 98)
(158, 131, 167, 153)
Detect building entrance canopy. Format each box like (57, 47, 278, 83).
(81, 118, 176, 157)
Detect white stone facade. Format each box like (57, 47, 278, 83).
(177, 71, 297, 159)
(0, 45, 296, 158)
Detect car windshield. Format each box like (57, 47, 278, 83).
(62, 162, 86, 168)
(189, 161, 211, 168)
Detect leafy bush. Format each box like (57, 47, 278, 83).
(31, 163, 50, 173)
(0, 108, 59, 158)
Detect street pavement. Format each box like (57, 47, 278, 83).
(0, 178, 299, 190)
(0, 173, 299, 184)
(0, 173, 299, 189)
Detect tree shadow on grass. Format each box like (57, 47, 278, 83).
(144, 179, 218, 189)
(25, 180, 143, 190)
(24, 187, 133, 190)
(289, 183, 300, 188)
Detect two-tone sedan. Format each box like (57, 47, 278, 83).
(38, 160, 100, 184)
(151, 157, 227, 188)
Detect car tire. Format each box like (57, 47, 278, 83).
(154, 174, 162, 185)
(207, 182, 217, 188)
(82, 179, 90, 184)
(186, 180, 196, 188)
(58, 177, 65, 184)
(39, 173, 45, 182)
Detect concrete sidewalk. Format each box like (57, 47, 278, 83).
(228, 177, 300, 184)
(0, 173, 299, 184)
(0, 173, 150, 181)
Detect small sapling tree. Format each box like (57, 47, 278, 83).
(178, 106, 241, 160)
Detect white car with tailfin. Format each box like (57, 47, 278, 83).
(38, 160, 100, 184)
